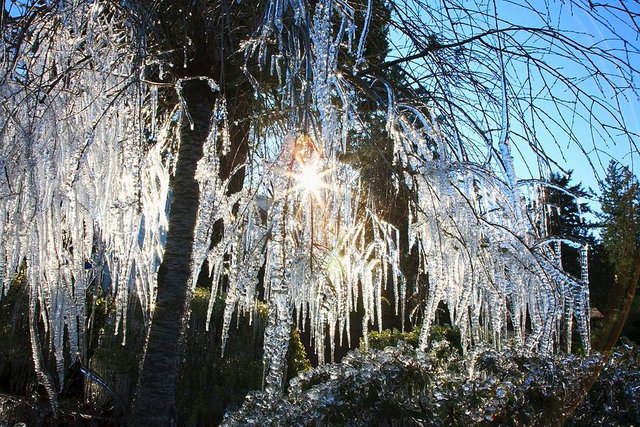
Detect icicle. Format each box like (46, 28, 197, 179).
(28, 263, 59, 414)
(261, 191, 292, 398)
(354, 0, 373, 71)
(576, 244, 591, 353)
(150, 85, 158, 140)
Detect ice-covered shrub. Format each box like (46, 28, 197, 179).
(225, 340, 640, 426)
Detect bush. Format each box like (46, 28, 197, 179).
(225, 340, 640, 426)
(364, 324, 461, 353)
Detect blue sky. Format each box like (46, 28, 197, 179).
(497, 1, 639, 195)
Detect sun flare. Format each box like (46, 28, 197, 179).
(297, 162, 323, 195)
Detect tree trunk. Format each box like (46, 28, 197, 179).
(558, 248, 640, 425)
(592, 249, 640, 351)
(130, 79, 215, 426)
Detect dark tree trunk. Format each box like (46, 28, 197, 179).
(592, 249, 640, 351)
(129, 79, 215, 426)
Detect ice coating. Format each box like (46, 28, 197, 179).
(0, 0, 596, 401)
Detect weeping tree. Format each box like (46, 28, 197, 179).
(0, 0, 638, 424)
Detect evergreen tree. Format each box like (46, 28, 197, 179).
(599, 161, 640, 280)
(592, 161, 640, 350)
(544, 171, 594, 282)
(546, 171, 593, 241)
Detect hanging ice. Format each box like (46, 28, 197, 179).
(0, 0, 596, 403)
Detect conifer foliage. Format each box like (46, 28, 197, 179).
(599, 161, 640, 281)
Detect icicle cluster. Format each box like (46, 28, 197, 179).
(191, 126, 404, 396)
(404, 164, 590, 354)
(0, 2, 170, 390)
(243, 3, 592, 391)
(0, 0, 593, 403)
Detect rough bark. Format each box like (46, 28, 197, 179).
(129, 79, 215, 426)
